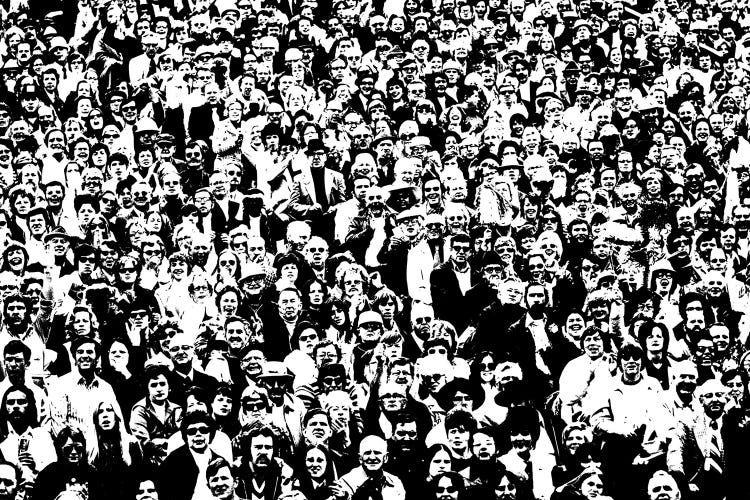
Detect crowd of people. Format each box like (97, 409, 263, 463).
(0, 0, 749, 499)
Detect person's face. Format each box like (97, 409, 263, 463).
(305, 448, 327, 479)
(648, 476, 680, 500)
(565, 429, 587, 455)
(581, 475, 604, 498)
(710, 326, 730, 352)
(646, 327, 664, 353)
(145, 371, 169, 402)
(435, 477, 459, 500)
(360, 445, 387, 473)
(208, 466, 235, 500)
(583, 331, 604, 358)
(510, 431, 533, 458)
(5, 390, 28, 421)
(430, 449, 452, 476)
(448, 425, 470, 451)
(3, 352, 25, 380)
(97, 404, 117, 431)
(62, 437, 85, 464)
(73, 310, 92, 336)
(620, 351, 642, 378)
(135, 480, 158, 500)
(169, 339, 193, 366)
(305, 413, 332, 443)
(186, 422, 211, 453)
(495, 476, 517, 500)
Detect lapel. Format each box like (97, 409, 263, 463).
(301, 174, 316, 204)
(324, 168, 334, 203)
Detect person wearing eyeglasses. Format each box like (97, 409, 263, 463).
(430, 232, 476, 335)
(165, 332, 218, 408)
(160, 410, 222, 500)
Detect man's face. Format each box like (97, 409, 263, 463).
(0, 465, 17, 500)
(74, 343, 97, 372)
(648, 475, 680, 500)
(360, 445, 386, 473)
(278, 291, 301, 321)
(169, 339, 194, 367)
(472, 433, 496, 461)
(226, 321, 249, 351)
(5, 390, 28, 421)
(495, 476, 517, 500)
(304, 413, 332, 443)
(208, 466, 235, 500)
(5, 302, 26, 325)
(251, 435, 274, 468)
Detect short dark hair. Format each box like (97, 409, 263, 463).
(180, 410, 216, 440)
(3, 339, 31, 361)
(206, 456, 233, 482)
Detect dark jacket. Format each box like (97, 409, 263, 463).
(160, 445, 222, 500)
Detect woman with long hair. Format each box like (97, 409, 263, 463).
(295, 444, 339, 500)
(87, 401, 141, 500)
(33, 426, 92, 500)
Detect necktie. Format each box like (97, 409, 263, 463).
(704, 420, 723, 474)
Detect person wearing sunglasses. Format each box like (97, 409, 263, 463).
(161, 410, 222, 500)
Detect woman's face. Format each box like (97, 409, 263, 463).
(109, 341, 129, 367)
(583, 333, 604, 358)
(192, 279, 210, 301)
(212, 394, 233, 417)
(306, 448, 327, 479)
(13, 195, 31, 216)
(581, 474, 604, 499)
(219, 254, 238, 275)
(478, 355, 495, 383)
(331, 306, 346, 326)
(73, 311, 91, 337)
(308, 282, 325, 306)
(565, 429, 587, 455)
(391, 17, 405, 32)
(227, 103, 243, 122)
(646, 177, 661, 195)
(429, 450, 452, 476)
(62, 437, 85, 464)
(610, 48, 622, 65)
(170, 260, 188, 280)
(298, 328, 319, 354)
(138, 150, 154, 168)
(646, 327, 665, 353)
(565, 313, 586, 340)
(280, 263, 298, 283)
(219, 292, 239, 315)
(98, 404, 118, 431)
(695, 121, 710, 142)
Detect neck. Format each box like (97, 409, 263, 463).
(9, 419, 29, 434)
(175, 363, 191, 375)
(79, 368, 95, 381)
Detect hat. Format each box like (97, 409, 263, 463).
(436, 378, 485, 411)
(576, 80, 595, 95)
(44, 226, 70, 243)
(156, 133, 176, 146)
(141, 31, 160, 46)
(499, 153, 522, 170)
(134, 117, 159, 133)
(239, 262, 266, 282)
(481, 251, 504, 267)
(424, 213, 446, 226)
(574, 19, 592, 31)
(387, 46, 405, 59)
(410, 136, 431, 148)
(357, 310, 384, 327)
(306, 138, 329, 156)
(371, 134, 396, 148)
(502, 49, 523, 62)
(443, 59, 462, 71)
(395, 206, 424, 222)
(49, 36, 68, 51)
(194, 44, 217, 59)
(259, 361, 293, 380)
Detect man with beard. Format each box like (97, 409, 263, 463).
(0, 340, 48, 421)
(345, 186, 397, 265)
(160, 411, 222, 500)
(668, 379, 728, 500)
(179, 141, 210, 197)
(337, 435, 405, 500)
(0, 384, 55, 478)
(386, 411, 426, 499)
(0, 462, 20, 500)
(206, 457, 243, 500)
(167, 332, 218, 407)
(0, 295, 49, 382)
(240, 189, 275, 249)
(590, 343, 672, 500)
(505, 283, 577, 389)
(48, 336, 120, 435)
(431, 232, 476, 334)
(667, 229, 701, 287)
(258, 363, 305, 448)
(236, 426, 293, 500)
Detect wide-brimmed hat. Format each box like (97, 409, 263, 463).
(436, 378, 485, 411)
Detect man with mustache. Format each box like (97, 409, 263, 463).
(386, 411, 426, 497)
(236, 426, 293, 500)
